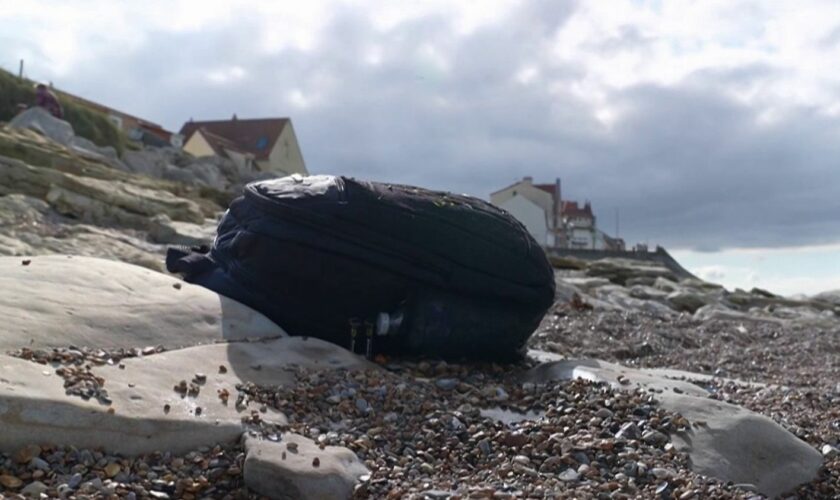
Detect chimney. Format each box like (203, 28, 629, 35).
(232, 113, 238, 121)
(523, 176, 533, 184)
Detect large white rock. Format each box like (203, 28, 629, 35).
(0, 336, 371, 456)
(0, 255, 285, 351)
(9, 107, 75, 146)
(9, 108, 127, 169)
(524, 357, 822, 498)
(0, 155, 205, 225)
(244, 434, 369, 500)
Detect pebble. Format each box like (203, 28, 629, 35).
(0, 474, 23, 489)
(651, 467, 675, 480)
(595, 407, 614, 419)
(435, 378, 458, 391)
(355, 398, 370, 414)
(616, 422, 641, 440)
(68, 472, 83, 488)
(29, 456, 50, 470)
(559, 468, 580, 481)
(642, 430, 669, 446)
(105, 462, 121, 477)
(21, 480, 48, 496)
(14, 443, 41, 463)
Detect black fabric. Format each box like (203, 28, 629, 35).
(167, 175, 555, 360)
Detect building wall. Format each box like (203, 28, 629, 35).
(569, 227, 595, 249)
(498, 195, 549, 245)
(182, 131, 216, 158)
(264, 123, 307, 175)
(491, 180, 553, 216)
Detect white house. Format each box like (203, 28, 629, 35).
(490, 176, 624, 250)
(490, 177, 559, 247)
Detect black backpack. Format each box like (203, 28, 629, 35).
(167, 175, 555, 361)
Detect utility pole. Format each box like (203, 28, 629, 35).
(18, 59, 24, 79)
(615, 207, 619, 238)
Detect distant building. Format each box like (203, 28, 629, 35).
(179, 116, 307, 176)
(490, 176, 624, 250)
(53, 88, 180, 147)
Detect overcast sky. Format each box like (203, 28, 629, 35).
(2, 0, 840, 294)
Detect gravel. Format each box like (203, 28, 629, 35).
(532, 305, 840, 498)
(2, 294, 839, 497)
(236, 364, 754, 499)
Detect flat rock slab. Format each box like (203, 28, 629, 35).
(0, 255, 286, 351)
(524, 358, 822, 498)
(0, 336, 372, 456)
(244, 434, 369, 500)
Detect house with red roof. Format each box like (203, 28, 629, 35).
(179, 115, 307, 176)
(490, 176, 624, 250)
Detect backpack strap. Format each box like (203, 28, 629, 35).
(165, 245, 216, 281)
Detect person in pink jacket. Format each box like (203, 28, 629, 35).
(34, 83, 63, 119)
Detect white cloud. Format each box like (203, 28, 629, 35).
(206, 66, 246, 84)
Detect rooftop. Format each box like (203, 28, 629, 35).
(180, 117, 290, 161)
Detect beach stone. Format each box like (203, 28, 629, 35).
(616, 422, 642, 440)
(0, 255, 286, 351)
(478, 439, 492, 456)
(67, 472, 82, 488)
(435, 378, 458, 391)
(243, 434, 369, 500)
(29, 457, 50, 470)
(643, 430, 669, 446)
(666, 290, 713, 313)
(21, 480, 49, 496)
(524, 357, 823, 497)
(0, 474, 23, 489)
(558, 468, 579, 481)
(9, 107, 75, 146)
(0, 336, 372, 456)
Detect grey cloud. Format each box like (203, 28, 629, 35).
(585, 25, 657, 55)
(3, 1, 840, 251)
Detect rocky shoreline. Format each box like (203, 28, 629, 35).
(1, 111, 839, 498)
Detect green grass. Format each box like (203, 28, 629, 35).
(0, 68, 125, 154)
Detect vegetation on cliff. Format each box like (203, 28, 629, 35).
(0, 69, 125, 153)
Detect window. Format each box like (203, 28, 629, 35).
(256, 136, 269, 149)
